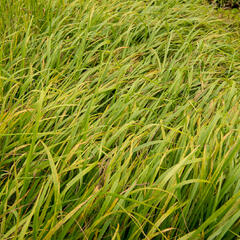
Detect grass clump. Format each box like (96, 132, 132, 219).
(0, 0, 240, 239)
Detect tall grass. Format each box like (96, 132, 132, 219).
(0, 0, 240, 239)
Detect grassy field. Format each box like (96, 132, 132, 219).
(0, 0, 240, 239)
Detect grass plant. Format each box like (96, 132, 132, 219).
(0, 0, 240, 239)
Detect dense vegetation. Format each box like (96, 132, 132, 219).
(0, 0, 240, 239)
(209, 0, 240, 8)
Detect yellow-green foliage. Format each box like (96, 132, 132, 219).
(0, 0, 240, 239)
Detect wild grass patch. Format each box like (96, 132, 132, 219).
(0, 0, 240, 239)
